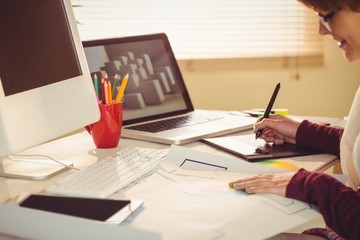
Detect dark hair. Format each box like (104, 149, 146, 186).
(298, 0, 360, 12)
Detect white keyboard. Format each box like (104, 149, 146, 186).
(46, 147, 168, 198)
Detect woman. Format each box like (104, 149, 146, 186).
(229, 0, 360, 239)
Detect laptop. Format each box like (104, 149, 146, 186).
(82, 33, 256, 145)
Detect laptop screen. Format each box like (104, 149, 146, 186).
(83, 33, 193, 125)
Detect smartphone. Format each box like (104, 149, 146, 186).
(19, 194, 143, 224)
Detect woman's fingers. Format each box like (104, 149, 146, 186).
(244, 183, 287, 196)
(229, 172, 296, 197)
(229, 175, 276, 190)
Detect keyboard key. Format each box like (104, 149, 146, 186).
(125, 113, 223, 133)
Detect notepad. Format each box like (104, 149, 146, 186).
(201, 134, 323, 161)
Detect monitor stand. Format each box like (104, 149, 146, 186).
(0, 155, 72, 180)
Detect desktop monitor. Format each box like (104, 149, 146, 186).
(0, 0, 100, 179)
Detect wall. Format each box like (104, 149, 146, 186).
(178, 38, 360, 118)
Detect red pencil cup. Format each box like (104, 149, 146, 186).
(85, 103, 122, 148)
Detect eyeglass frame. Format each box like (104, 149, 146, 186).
(318, 11, 337, 31)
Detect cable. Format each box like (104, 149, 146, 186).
(7, 154, 80, 171)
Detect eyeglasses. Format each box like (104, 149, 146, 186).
(318, 11, 337, 31)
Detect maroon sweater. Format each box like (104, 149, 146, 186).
(286, 120, 360, 239)
(296, 120, 343, 157)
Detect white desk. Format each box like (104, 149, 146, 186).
(0, 116, 341, 239)
(2, 130, 339, 201)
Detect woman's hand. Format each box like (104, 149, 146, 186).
(254, 114, 301, 145)
(228, 172, 297, 197)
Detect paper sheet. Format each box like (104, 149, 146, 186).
(161, 145, 287, 174)
(113, 145, 321, 240)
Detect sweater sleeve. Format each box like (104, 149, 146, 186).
(286, 169, 360, 240)
(296, 120, 343, 157)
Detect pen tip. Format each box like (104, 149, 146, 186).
(255, 131, 261, 139)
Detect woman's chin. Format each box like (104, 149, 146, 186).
(343, 51, 360, 62)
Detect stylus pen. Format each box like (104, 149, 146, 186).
(255, 83, 281, 139)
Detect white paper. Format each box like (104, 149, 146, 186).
(113, 145, 321, 240)
(161, 145, 287, 174)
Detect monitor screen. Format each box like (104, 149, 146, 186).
(0, 0, 82, 97)
(0, 0, 100, 177)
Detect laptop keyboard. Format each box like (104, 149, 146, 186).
(125, 114, 224, 133)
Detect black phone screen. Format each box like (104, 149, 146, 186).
(20, 194, 131, 221)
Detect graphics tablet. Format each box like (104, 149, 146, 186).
(201, 134, 322, 161)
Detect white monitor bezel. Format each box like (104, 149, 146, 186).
(0, 0, 100, 157)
